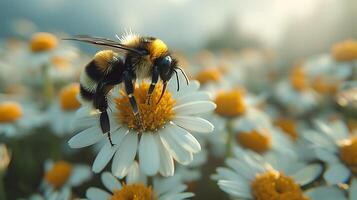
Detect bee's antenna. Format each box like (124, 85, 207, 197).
(174, 69, 180, 91)
(175, 67, 189, 85)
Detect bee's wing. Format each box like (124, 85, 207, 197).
(63, 35, 145, 55)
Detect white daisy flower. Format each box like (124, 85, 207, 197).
(41, 160, 92, 199)
(213, 147, 323, 200)
(274, 80, 318, 116)
(0, 101, 46, 138)
(48, 83, 81, 136)
(68, 73, 216, 177)
(304, 120, 357, 185)
(304, 181, 357, 200)
(86, 163, 193, 200)
(203, 87, 264, 156)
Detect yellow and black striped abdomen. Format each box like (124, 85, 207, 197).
(79, 50, 117, 102)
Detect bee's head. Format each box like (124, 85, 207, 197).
(155, 55, 177, 83)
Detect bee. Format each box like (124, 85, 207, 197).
(64, 34, 189, 146)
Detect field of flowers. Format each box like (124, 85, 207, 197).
(0, 32, 356, 200)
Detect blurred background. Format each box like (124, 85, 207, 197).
(1, 0, 357, 63)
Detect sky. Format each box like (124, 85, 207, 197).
(0, 0, 343, 50)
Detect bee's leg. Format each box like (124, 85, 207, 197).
(99, 110, 114, 146)
(147, 65, 159, 105)
(123, 71, 142, 128)
(95, 82, 114, 146)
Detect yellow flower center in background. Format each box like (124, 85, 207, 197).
(311, 76, 338, 95)
(339, 137, 357, 174)
(214, 89, 246, 117)
(275, 118, 298, 141)
(332, 39, 357, 61)
(195, 68, 221, 84)
(59, 83, 81, 111)
(45, 161, 73, 189)
(114, 83, 175, 132)
(251, 171, 308, 200)
(52, 56, 70, 70)
(111, 183, 156, 200)
(236, 129, 272, 154)
(0, 102, 23, 123)
(290, 66, 308, 91)
(30, 32, 58, 52)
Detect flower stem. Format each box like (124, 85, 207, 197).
(42, 64, 54, 108)
(225, 120, 234, 157)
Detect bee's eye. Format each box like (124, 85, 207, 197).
(160, 56, 172, 67)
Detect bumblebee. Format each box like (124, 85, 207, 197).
(65, 34, 189, 146)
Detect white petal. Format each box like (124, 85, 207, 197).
(176, 91, 210, 105)
(126, 162, 145, 184)
(156, 134, 174, 176)
(330, 120, 349, 140)
(292, 164, 323, 186)
(315, 149, 339, 163)
(324, 163, 351, 184)
(68, 126, 102, 148)
(139, 133, 160, 175)
(168, 124, 201, 153)
(305, 186, 347, 200)
(173, 116, 214, 133)
(350, 178, 357, 200)
(92, 129, 127, 173)
(174, 101, 216, 115)
(160, 192, 194, 200)
(159, 128, 193, 165)
(86, 187, 110, 200)
(101, 172, 121, 192)
(68, 165, 92, 186)
(218, 180, 252, 198)
(111, 132, 138, 178)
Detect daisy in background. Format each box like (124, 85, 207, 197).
(41, 160, 92, 200)
(232, 108, 297, 161)
(212, 146, 323, 200)
(303, 120, 357, 185)
(68, 73, 216, 177)
(331, 39, 357, 79)
(204, 86, 268, 157)
(0, 101, 46, 138)
(86, 163, 193, 200)
(274, 64, 319, 116)
(48, 83, 81, 136)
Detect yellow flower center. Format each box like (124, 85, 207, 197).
(59, 83, 81, 111)
(195, 68, 221, 84)
(52, 56, 70, 70)
(236, 129, 272, 154)
(114, 83, 175, 132)
(275, 118, 298, 141)
(214, 89, 246, 118)
(0, 102, 23, 123)
(339, 137, 357, 174)
(45, 161, 73, 189)
(111, 183, 157, 200)
(290, 66, 308, 91)
(331, 39, 357, 61)
(311, 76, 339, 95)
(251, 171, 309, 200)
(30, 32, 58, 52)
